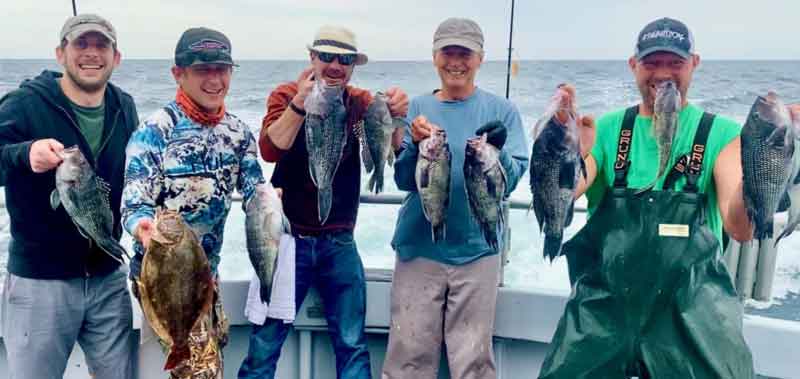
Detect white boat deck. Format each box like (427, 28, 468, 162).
(1, 268, 797, 378)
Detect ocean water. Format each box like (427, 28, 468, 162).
(0, 59, 798, 320)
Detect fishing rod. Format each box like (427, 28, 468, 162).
(71, 0, 77, 16)
(504, 0, 516, 99)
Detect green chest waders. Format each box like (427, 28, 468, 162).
(539, 106, 755, 379)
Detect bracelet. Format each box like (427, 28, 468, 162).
(289, 101, 306, 116)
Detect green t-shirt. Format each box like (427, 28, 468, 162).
(586, 103, 741, 245)
(70, 101, 105, 156)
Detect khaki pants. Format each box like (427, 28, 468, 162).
(382, 254, 500, 379)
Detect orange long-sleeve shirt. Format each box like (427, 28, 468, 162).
(260, 82, 372, 235)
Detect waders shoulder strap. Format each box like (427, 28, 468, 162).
(662, 112, 716, 192)
(613, 105, 639, 188)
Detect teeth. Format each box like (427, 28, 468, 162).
(80, 65, 102, 69)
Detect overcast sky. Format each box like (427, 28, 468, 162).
(2, 0, 798, 60)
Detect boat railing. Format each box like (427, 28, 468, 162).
(232, 192, 779, 301)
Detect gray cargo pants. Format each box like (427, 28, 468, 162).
(382, 254, 500, 379)
(2, 268, 133, 379)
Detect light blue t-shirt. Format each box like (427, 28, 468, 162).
(392, 88, 529, 265)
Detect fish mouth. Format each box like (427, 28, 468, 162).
(755, 92, 790, 126)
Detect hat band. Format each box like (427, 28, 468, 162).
(313, 39, 357, 53)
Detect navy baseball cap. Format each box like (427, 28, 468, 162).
(635, 18, 694, 60)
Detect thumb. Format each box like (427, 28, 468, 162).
(48, 139, 65, 152)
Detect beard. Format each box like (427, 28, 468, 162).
(64, 65, 113, 94)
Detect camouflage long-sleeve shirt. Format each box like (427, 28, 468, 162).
(122, 101, 264, 276)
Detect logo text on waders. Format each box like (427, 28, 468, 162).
(614, 129, 633, 170)
(659, 224, 690, 237)
(688, 143, 705, 174)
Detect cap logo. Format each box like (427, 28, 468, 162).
(190, 39, 228, 52)
(641, 29, 686, 43)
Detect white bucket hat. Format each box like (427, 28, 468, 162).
(307, 25, 368, 65)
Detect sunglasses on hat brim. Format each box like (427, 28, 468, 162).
(176, 49, 234, 67)
(316, 52, 357, 66)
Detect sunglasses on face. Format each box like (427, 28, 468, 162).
(316, 52, 357, 65)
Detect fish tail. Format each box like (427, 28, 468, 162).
(164, 344, 191, 370)
(368, 171, 383, 194)
(543, 233, 564, 262)
(756, 220, 774, 241)
(318, 187, 333, 225)
(260, 284, 272, 305)
(433, 222, 446, 242)
(484, 226, 499, 252)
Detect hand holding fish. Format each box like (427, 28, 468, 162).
(552, 84, 596, 158)
(134, 218, 155, 250)
(292, 67, 315, 111)
(384, 87, 409, 118)
(411, 115, 438, 143)
(29, 138, 64, 173)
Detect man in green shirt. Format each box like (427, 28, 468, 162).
(539, 18, 754, 379)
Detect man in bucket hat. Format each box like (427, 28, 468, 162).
(382, 17, 529, 379)
(0, 13, 137, 379)
(237, 25, 408, 379)
(123, 26, 265, 379)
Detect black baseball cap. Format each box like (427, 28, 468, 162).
(175, 27, 236, 67)
(635, 17, 694, 60)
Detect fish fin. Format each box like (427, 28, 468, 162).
(50, 189, 61, 210)
(260, 255, 278, 304)
(318, 187, 333, 224)
(543, 233, 564, 262)
(776, 218, 798, 247)
(778, 190, 791, 213)
(766, 126, 789, 146)
(164, 344, 191, 370)
(282, 215, 292, 235)
(558, 161, 578, 189)
(72, 220, 91, 240)
(387, 149, 395, 166)
(419, 166, 430, 188)
(484, 224, 499, 252)
(565, 201, 575, 227)
(97, 238, 129, 263)
(361, 133, 375, 173)
(486, 176, 497, 198)
(532, 196, 545, 232)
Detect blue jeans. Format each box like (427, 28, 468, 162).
(238, 230, 371, 379)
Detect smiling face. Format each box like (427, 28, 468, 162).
(309, 51, 355, 87)
(433, 45, 483, 99)
(172, 63, 232, 113)
(56, 32, 120, 95)
(629, 51, 699, 114)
